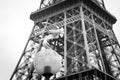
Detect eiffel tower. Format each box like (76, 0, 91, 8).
(10, 0, 120, 80)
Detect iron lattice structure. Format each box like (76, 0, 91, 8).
(10, 0, 120, 80)
(39, 0, 106, 9)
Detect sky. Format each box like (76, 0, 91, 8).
(0, 0, 120, 80)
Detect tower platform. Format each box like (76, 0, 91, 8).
(56, 68, 117, 80)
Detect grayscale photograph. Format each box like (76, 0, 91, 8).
(0, 0, 120, 80)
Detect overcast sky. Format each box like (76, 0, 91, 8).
(0, 0, 120, 80)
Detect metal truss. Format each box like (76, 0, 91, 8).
(39, 0, 65, 9)
(10, 1, 119, 80)
(39, 0, 106, 9)
(91, 0, 106, 9)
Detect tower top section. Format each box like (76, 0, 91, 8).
(30, 0, 116, 24)
(39, 0, 105, 9)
